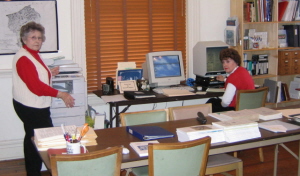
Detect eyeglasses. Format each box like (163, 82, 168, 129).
(29, 36, 43, 41)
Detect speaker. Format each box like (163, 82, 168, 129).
(102, 84, 110, 95)
(106, 77, 114, 92)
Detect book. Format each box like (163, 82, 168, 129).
(176, 125, 225, 143)
(123, 91, 156, 99)
(250, 107, 282, 121)
(212, 119, 261, 143)
(126, 126, 175, 141)
(258, 120, 300, 133)
(279, 1, 289, 21)
(218, 109, 260, 122)
(263, 79, 278, 103)
(129, 140, 159, 157)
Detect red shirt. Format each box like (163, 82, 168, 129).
(225, 67, 255, 107)
(16, 45, 58, 97)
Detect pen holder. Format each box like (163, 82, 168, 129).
(66, 140, 87, 154)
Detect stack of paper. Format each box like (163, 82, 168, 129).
(129, 140, 159, 157)
(258, 120, 300, 133)
(251, 107, 282, 121)
(212, 119, 261, 143)
(208, 109, 260, 122)
(162, 89, 195, 97)
(176, 125, 225, 143)
(34, 125, 98, 151)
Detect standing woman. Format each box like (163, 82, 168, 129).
(208, 48, 255, 112)
(12, 21, 75, 176)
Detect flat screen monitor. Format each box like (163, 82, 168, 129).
(143, 51, 185, 87)
(193, 41, 229, 77)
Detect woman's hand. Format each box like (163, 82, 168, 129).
(216, 75, 225, 82)
(57, 91, 75, 108)
(50, 66, 60, 76)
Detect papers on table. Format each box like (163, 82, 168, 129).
(176, 125, 225, 143)
(129, 140, 159, 157)
(209, 107, 282, 121)
(162, 89, 195, 97)
(212, 119, 261, 143)
(206, 88, 225, 92)
(34, 125, 98, 151)
(258, 120, 300, 133)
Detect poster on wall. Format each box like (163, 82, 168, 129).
(0, 0, 58, 55)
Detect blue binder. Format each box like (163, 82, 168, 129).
(126, 126, 175, 141)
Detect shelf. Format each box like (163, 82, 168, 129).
(252, 74, 277, 79)
(244, 48, 278, 52)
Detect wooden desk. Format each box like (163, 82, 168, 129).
(93, 89, 223, 127)
(39, 117, 300, 176)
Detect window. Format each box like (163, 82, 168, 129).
(84, 0, 186, 93)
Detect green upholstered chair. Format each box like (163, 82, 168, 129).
(235, 86, 269, 162)
(131, 136, 211, 176)
(120, 109, 169, 126)
(235, 87, 269, 111)
(168, 104, 243, 176)
(50, 146, 122, 176)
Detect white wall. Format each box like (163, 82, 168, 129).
(0, 0, 230, 160)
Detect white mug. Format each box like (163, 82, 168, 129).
(66, 140, 87, 154)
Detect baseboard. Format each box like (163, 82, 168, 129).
(0, 139, 24, 161)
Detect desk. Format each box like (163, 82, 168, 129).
(93, 89, 223, 127)
(39, 117, 300, 176)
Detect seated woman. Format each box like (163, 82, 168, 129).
(207, 48, 255, 112)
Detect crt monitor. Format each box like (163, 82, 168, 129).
(142, 51, 185, 87)
(193, 41, 229, 77)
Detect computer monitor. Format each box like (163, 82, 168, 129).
(193, 41, 229, 77)
(142, 51, 185, 87)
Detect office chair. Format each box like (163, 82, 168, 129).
(168, 104, 243, 176)
(120, 109, 169, 126)
(131, 136, 211, 176)
(50, 146, 122, 176)
(235, 86, 269, 162)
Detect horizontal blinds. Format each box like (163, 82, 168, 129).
(84, 0, 186, 93)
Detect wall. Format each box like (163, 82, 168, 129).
(0, 0, 230, 160)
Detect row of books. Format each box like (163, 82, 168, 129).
(243, 0, 274, 22)
(243, 29, 268, 50)
(263, 78, 291, 103)
(278, 0, 300, 21)
(243, 54, 268, 76)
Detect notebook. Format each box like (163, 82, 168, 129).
(126, 126, 175, 141)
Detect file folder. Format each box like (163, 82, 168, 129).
(126, 126, 175, 141)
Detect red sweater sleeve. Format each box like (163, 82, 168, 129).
(16, 56, 58, 97)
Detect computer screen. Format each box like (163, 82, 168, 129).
(193, 41, 228, 77)
(143, 51, 185, 87)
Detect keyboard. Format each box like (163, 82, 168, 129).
(152, 86, 194, 94)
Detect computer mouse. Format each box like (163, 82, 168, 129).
(122, 147, 130, 154)
(197, 112, 207, 124)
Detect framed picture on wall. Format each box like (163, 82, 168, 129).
(0, 0, 58, 55)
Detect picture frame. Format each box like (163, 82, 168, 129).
(118, 80, 138, 93)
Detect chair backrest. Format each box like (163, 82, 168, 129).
(235, 87, 269, 111)
(50, 146, 122, 176)
(148, 136, 211, 176)
(168, 104, 212, 121)
(120, 109, 169, 126)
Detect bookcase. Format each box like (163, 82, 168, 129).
(230, 0, 300, 105)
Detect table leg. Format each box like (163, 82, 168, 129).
(109, 104, 113, 128)
(298, 140, 300, 176)
(115, 104, 119, 127)
(273, 144, 278, 176)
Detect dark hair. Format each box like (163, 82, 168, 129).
(20, 21, 45, 45)
(219, 48, 241, 66)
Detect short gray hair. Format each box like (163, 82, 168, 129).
(20, 21, 46, 45)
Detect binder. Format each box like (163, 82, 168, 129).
(283, 25, 299, 47)
(126, 126, 175, 141)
